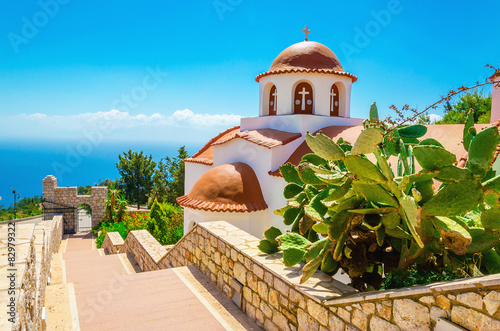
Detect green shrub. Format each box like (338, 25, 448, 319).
(382, 264, 462, 289)
(95, 221, 128, 248)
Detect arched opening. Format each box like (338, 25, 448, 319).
(268, 85, 277, 116)
(293, 82, 313, 114)
(188, 220, 197, 231)
(330, 84, 340, 116)
(77, 203, 92, 232)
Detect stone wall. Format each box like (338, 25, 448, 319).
(0, 215, 63, 331)
(101, 232, 125, 254)
(111, 221, 500, 330)
(42, 175, 107, 233)
(119, 230, 167, 271)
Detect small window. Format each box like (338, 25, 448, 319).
(294, 82, 313, 114)
(268, 85, 277, 116)
(330, 84, 340, 116)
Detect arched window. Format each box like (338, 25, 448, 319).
(330, 84, 340, 116)
(294, 82, 313, 114)
(268, 85, 277, 116)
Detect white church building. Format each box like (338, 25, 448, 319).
(177, 28, 500, 238)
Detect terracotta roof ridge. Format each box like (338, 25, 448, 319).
(183, 157, 213, 165)
(256, 68, 357, 83)
(212, 129, 301, 149)
(189, 125, 240, 159)
(176, 195, 268, 213)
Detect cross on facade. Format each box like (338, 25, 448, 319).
(272, 89, 278, 112)
(298, 87, 309, 111)
(330, 90, 337, 113)
(302, 25, 310, 41)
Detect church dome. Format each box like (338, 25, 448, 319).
(176, 163, 267, 213)
(270, 41, 344, 72)
(256, 41, 357, 82)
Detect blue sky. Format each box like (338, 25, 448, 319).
(0, 1, 499, 145)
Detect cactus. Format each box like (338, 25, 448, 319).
(398, 124, 427, 138)
(430, 216, 472, 255)
(305, 132, 345, 161)
(463, 109, 475, 151)
(344, 155, 387, 183)
(421, 181, 482, 217)
(258, 103, 500, 291)
(370, 102, 379, 121)
(351, 127, 383, 155)
(467, 126, 500, 177)
(413, 145, 457, 170)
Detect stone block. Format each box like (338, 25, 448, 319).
(436, 295, 451, 310)
(307, 300, 329, 326)
(370, 315, 400, 331)
(273, 311, 290, 331)
(419, 295, 435, 305)
(298, 308, 320, 331)
(451, 305, 500, 331)
(430, 306, 448, 323)
(234, 262, 247, 285)
(329, 312, 345, 331)
(457, 292, 483, 310)
(337, 307, 351, 323)
(351, 308, 368, 330)
(484, 291, 500, 316)
(393, 299, 430, 331)
(257, 281, 269, 301)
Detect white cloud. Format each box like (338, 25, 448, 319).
(428, 113, 443, 124)
(17, 109, 242, 130)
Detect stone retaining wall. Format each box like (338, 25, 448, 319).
(0, 215, 63, 331)
(111, 221, 500, 330)
(119, 230, 167, 271)
(101, 232, 125, 254)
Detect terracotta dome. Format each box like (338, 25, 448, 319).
(176, 163, 267, 213)
(255, 41, 357, 82)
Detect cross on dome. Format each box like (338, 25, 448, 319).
(302, 25, 310, 41)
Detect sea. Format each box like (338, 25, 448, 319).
(0, 139, 199, 207)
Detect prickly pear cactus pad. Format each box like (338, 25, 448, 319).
(258, 102, 500, 292)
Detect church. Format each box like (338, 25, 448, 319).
(177, 27, 500, 238)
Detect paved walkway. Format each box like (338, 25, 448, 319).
(47, 232, 260, 331)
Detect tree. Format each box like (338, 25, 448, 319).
(437, 90, 492, 124)
(116, 150, 156, 209)
(147, 199, 168, 244)
(152, 146, 188, 205)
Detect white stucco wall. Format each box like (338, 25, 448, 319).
(258, 73, 353, 117)
(240, 114, 363, 137)
(184, 208, 266, 238)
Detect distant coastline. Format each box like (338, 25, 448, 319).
(0, 138, 197, 207)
